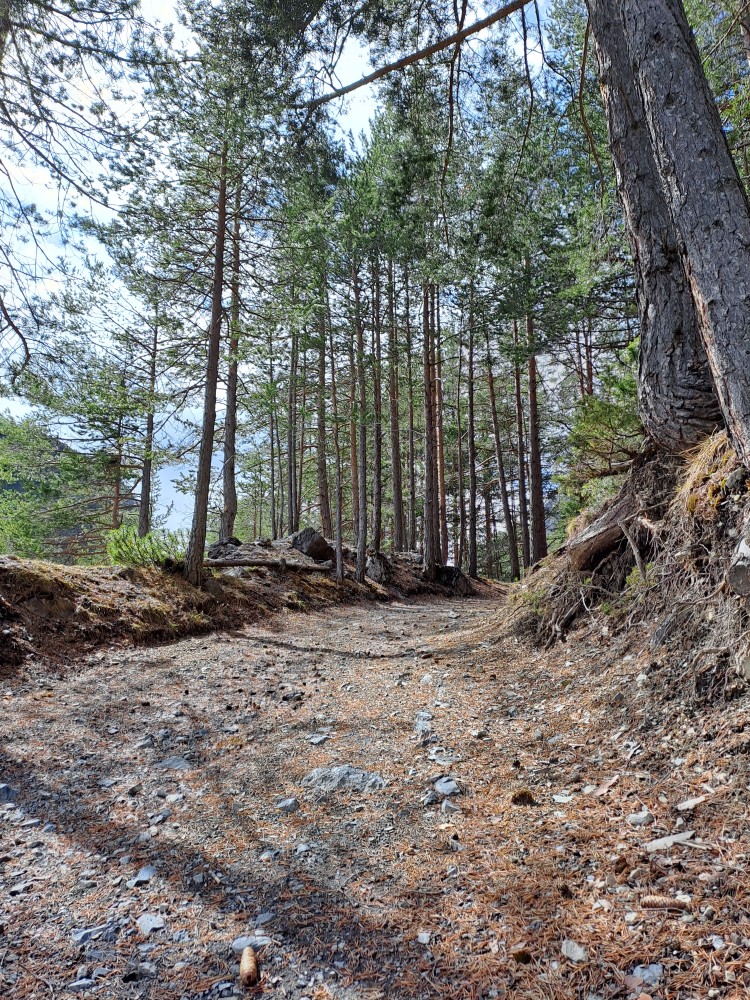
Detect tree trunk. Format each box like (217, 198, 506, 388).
(353, 264, 368, 582)
(485, 332, 520, 580)
(316, 300, 333, 539)
(422, 283, 438, 580)
(513, 320, 531, 570)
(286, 322, 299, 535)
(483, 476, 493, 578)
(456, 322, 467, 570)
(269, 351, 276, 541)
(296, 344, 306, 530)
(185, 141, 228, 587)
(348, 336, 359, 544)
(372, 258, 383, 552)
(588, 0, 721, 452)
(404, 266, 417, 552)
(467, 289, 478, 580)
(388, 258, 405, 551)
(328, 298, 344, 582)
(435, 287, 449, 563)
(220, 184, 242, 541)
(526, 315, 547, 563)
(138, 314, 159, 538)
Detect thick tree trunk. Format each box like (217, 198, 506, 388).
(456, 324, 467, 570)
(485, 335, 520, 580)
(388, 259, 405, 551)
(353, 265, 368, 582)
(269, 353, 276, 541)
(286, 322, 299, 535)
(483, 476, 493, 578)
(588, 0, 721, 452)
(526, 316, 547, 563)
(328, 301, 344, 583)
(348, 338, 359, 544)
(372, 259, 383, 552)
(185, 142, 228, 587)
(220, 185, 242, 541)
(316, 303, 333, 539)
(422, 283, 438, 580)
(138, 316, 159, 538)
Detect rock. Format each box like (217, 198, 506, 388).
(441, 799, 461, 815)
(676, 795, 707, 811)
(207, 538, 242, 560)
(0, 784, 17, 804)
(417, 931, 432, 945)
(254, 912, 274, 927)
(420, 674, 433, 686)
(728, 523, 750, 596)
(724, 467, 748, 493)
(644, 830, 694, 852)
(276, 797, 299, 814)
(631, 963, 663, 986)
(153, 756, 191, 771)
(290, 527, 335, 563)
(414, 711, 433, 735)
(71, 924, 116, 945)
(301, 765, 385, 797)
(309, 734, 329, 746)
(365, 552, 392, 584)
(435, 565, 472, 596)
(561, 939, 588, 963)
(69, 979, 95, 992)
(232, 934, 272, 954)
(626, 810, 654, 827)
(126, 864, 156, 889)
(136, 913, 165, 936)
(434, 777, 460, 797)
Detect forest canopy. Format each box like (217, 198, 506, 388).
(1, 0, 748, 586)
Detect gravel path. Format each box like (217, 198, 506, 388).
(2, 597, 748, 999)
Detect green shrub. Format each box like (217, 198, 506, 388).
(106, 525, 188, 567)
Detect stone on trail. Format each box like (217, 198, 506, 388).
(626, 809, 654, 827)
(71, 924, 116, 945)
(207, 537, 242, 560)
(232, 934, 272, 954)
(126, 864, 156, 889)
(276, 797, 299, 814)
(414, 711, 433, 735)
(366, 552, 392, 584)
(561, 939, 588, 963)
(0, 784, 17, 803)
(290, 527, 335, 563)
(136, 913, 165, 936)
(301, 764, 385, 797)
(153, 756, 191, 771)
(434, 777, 460, 797)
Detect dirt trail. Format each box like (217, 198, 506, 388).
(1, 598, 748, 999)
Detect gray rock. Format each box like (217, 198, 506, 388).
(414, 711, 433, 735)
(441, 799, 461, 815)
(631, 963, 663, 986)
(728, 524, 750, 596)
(71, 924, 116, 945)
(365, 552, 392, 584)
(309, 734, 329, 746)
(301, 764, 385, 797)
(0, 784, 17, 804)
(254, 912, 274, 927)
(69, 979, 95, 992)
(561, 939, 588, 963)
(136, 913, 165, 936)
(232, 935, 272, 953)
(276, 797, 299, 814)
(126, 864, 156, 889)
(153, 756, 191, 771)
(434, 777, 460, 797)
(290, 527, 335, 563)
(207, 537, 242, 560)
(626, 809, 654, 827)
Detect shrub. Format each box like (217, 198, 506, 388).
(106, 525, 188, 567)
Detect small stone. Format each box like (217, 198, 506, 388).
(414, 711, 433, 735)
(0, 784, 17, 804)
(231, 935, 271, 953)
(561, 939, 587, 963)
(631, 963, 663, 986)
(153, 756, 191, 771)
(417, 931, 431, 945)
(254, 912, 274, 927)
(20, 818, 40, 828)
(626, 810, 654, 827)
(72, 924, 114, 945)
(296, 843, 311, 855)
(127, 864, 156, 889)
(420, 674, 433, 686)
(69, 979, 95, 992)
(309, 734, 329, 745)
(277, 797, 299, 814)
(434, 777, 460, 797)
(136, 913, 165, 936)
(624, 912, 640, 926)
(441, 799, 461, 815)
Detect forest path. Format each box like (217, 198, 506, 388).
(1, 597, 741, 998)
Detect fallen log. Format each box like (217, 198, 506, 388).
(566, 490, 634, 571)
(204, 558, 331, 573)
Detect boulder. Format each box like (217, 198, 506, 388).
(290, 527, 335, 563)
(366, 552, 391, 584)
(436, 565, 472, 596)
(207, 537, 242, 560)
(728, 521, 750, 596)
(301, 764, 385, 797)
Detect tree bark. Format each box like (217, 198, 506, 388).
(138, 313, 159, 538)
(435, 287, 449, 563)
(526, 314, 547, 563)
(422, 283, 438, 580)
(485, 331, 520, 580)
(388, 258, 405, 551)
(286, 320, 299, 535)
(185, 141, 228, 587)
(328, 294, 344, 582)
(404, 266, 417, 552)
(220, 184, 242, 541)
(456, 321, 467, 570)
(513, 320, 531, 570)
(372, 257, 383, 551)
(353, 264, 368, 582)
(588, 0, 722, 452)
(316, 299, 333, 539)
(467, 288, 478, 579)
